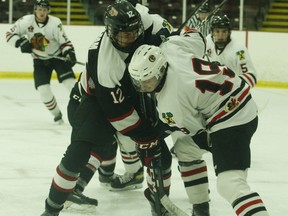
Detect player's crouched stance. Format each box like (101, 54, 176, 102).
(128, 33, 270, 215)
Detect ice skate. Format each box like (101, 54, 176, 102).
(192, 202, 210, 216)
(54, 112, 64, 125)
(40, 210, 59, 216)
(64, 189, 98, 209)
(110, 167, 144, 191)
(98, 172, 120, 188)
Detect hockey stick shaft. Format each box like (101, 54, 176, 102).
(150, 158, 163, 215)
(139, 92, 158, 126)
(151, 158, 189, 216)
(174, 0, 209, 34)
(49, 55, 86, 66)
(196, 0, 229, 29)
(32, 49, 85, 66)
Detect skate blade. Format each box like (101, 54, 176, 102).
(109, 183, 143, 192)
(54, 119, 64, 125)
(63, 201, 97, 212)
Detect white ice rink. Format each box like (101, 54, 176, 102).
(0, 79, 288, 216)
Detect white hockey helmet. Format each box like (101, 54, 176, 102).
(128, 44, 167, 92)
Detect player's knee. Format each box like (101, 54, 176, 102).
(62, 78, 76, 92)
(174, 135, 205, 161)
(37, 84, 54, 101)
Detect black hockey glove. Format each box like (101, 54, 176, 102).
(15, 37, 32, 54)
(63, 49, 77, 67)
(135, 137, 161, 167)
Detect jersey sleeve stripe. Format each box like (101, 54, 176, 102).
(207, 85, 251, 129)
(242, 73, 256, 87)
(108, 108, 142, 134)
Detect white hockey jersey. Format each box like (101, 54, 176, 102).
(6, 14, 74, 59)
(205, 34, 257, 88)
(157, 33, 258, 135)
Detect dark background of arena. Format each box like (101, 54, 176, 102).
(0, 0, 275, 31)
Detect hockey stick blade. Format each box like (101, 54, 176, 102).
(151, 159, 189, 216)
(161, 195, 189, 216)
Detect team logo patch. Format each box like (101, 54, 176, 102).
(206, 48, 212, 57)
(224, 96, 239, 112)
(162, 20, 173, 32)
(162, 112, 175, 125)
(109, 7, 118, 16)
(28, 25, 34, 32)
(149, 55, 156, 62)
(31, 33, 49, 51)
(57, 23, 63, 31)
(236, 50, 245, 61)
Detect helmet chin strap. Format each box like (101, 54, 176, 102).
(154, 65, 168, 93)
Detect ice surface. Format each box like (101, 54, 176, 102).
(0, 80, 287, 216)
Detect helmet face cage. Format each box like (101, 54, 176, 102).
(211, 15, 231, 48)
(211, 15, 231, 31)
(34, 0, 51, 11)
(129, 45, 167, 92)
(104, 1, 144, 53)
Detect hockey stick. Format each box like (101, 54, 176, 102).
(150, 157, 189, 216)
(138, 93, 188, 215)
(32, 49, 85, 66)
(174, 0, 209, 35)
(139, 92, 159, 126)
(196, 0, 229, 29)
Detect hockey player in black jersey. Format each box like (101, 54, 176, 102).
(41, 1, 173, 216)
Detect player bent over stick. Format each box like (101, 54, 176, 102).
(128, 30, 270, 216)
(40, 1, 174, 215)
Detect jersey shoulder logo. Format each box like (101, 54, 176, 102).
(28, 25, 34, 32)
(162, 19, 173, 32)
(161, 112, 175, 125)
(236, 50, 245, 61)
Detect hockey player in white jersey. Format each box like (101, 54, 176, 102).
(128, 31, 269, 216)
(206, 15, 257, 88)
(6, 0, 77, 124)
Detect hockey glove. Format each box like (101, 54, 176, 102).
(135, 137, 161, 167)
(15, 37, 32, 54)
(63, 49, 77, 67)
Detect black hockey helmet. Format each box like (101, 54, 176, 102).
(34, 0, 51, 10)
(104, 1, 144, 53)
(211, 15, 231, 49)
(211, 15, 231, 31)
(198, 3, 210, 13)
